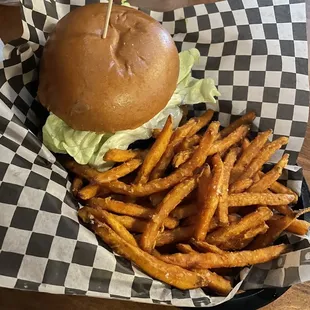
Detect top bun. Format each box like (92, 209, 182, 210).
(38, 3, 179, 133)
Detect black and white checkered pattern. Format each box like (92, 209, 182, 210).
(0, 0, 309, 307)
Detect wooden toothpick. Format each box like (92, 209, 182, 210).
(102, 0, 114, 39)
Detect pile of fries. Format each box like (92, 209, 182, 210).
(64, 110, 310, 296)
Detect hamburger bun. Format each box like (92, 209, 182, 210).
(38, 3, 179, 133)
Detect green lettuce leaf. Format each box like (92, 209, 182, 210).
(42, 48, 221, 170)
(176, 49, 220, 105)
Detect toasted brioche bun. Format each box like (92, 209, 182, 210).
(38, 3, 179, 133)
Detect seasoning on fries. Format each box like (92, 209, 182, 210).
(219, 111, 256, 138)
(158, 244, 289, 269)
(229, 178, 253, 194)
(135, 116, 173, 184)
(235, 137, 288, 181)
(177, 134, 201, 153)
(150, 118, 197, 179)
(248, 154, 289, 193)
(104, 149, 142, 162)
(205, 207, 273, 247)
(269, 215, 310, 236)
(230, 130, 272, 183)
(88, 198, 179, 229)
(227, 193, 295, 207)
(93, 222, 217, 291)
(190, 239, 226, 254)
(140, 175, 198, 253)
(218, 147, 239, 225)
(176, 243, 198, 254)
(64, 111, 307, 296)
(172, 124, 249, 168)
(78, 183, 101, 200)
(194, 154, 224, 240)
(248, 207, 310, 249)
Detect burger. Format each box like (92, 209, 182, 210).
(39, 2, 220, 170)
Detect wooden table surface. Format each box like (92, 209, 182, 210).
(0, 1, 310, 309)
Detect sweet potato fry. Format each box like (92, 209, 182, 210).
(88, 197, 179, 229)
(104, 122, 219, 197)
(152, 128, 162, 139)
(286, 220, 310, 235)
(96, 159, 143, 184)
(253, 173, 261, 183)
(241, 138, 250, 151)
(154, 249, 233, 295)
(172, 148, 195, 168)
(243, 223, 269, 239)
(96, 213, 138, 246)
(168, 109, 214, 162)
(156, 225, 195, 247)
(219, 111, 256, 138)
(149, 191, 167, 207)
(171, 204, 197, 220)
(219, 239, 252, 251)
(159, 244, 288, 269)
(192, 269, 233, 296)
(189, 109, 215, 136)
(249, 208, 310, 249)
(269, 214, 310, 236)
(229, 178, 253, 194)
(215, 223, 269, 251)
(177, 134, 201, 153)
(273, 205, 295, 217)
(269, 179, 297, 197)
(218, 148, 239, 225)
(78, 207, 138, 246)
(176, 243, 198, 254)
(65, 158, 142, 185)
(260, 171, 299, 203)
(64, 159, 103, 180)
(230, 130, 272, 183)
(104, 149, 141, 162)
(236, 137, 289, 181)
(182, 213, 240, 230)
(71, 177, 83, 197)
(135, 116, 173, 184)
(206, 207, 272, 246)
(78, 206, 94, 223)
(78, 184, 100, 200)
(79, 206, 141, 231)
(248, 215, 295, 249)
(150, 118, 197, 180)
(248, 154, 289, 193)
(262, 188, 295, 216)
(191, 240, 226, 254)
(110, 214, 148, 233)
(89, 197, 154, 218)
(210, 125, 249, 156)
(228, 193, 295, 207)
(140, 176, 198, 252)
(194, 155, 224, 240)
(93, 222, 212, 290)
(172, 125, 249, 168)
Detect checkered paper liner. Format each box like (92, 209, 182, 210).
(0, 0, 309, 307)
